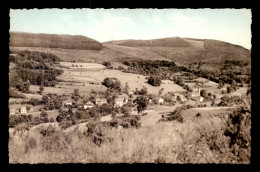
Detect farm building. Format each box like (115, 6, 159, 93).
(10, 108, 16, 115)
(20, 106, 27, 115)
(84, 101, 94, 109)
(158, 98, 164, 104)
(95, 98, 108, 105)
(191, 89, 201, 97)
(64, 101, 73, 107)
(115, 96, 128, 107)
(199, 97, 204, 103)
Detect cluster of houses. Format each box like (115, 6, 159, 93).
(84, 96, 128, 109)
(62, 95, 129, 110)
(9, 106, 27, 115)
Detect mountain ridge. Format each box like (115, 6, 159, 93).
(10, 32, 103, 51)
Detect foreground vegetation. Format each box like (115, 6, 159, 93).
(9, 103, 250, 164)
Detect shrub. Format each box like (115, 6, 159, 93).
(196, 112, 201, 117)
(9, 88, 26, 99)
(40, 111, 48, 118)
(165, 107, 184, 122)
(85, 121, 109, 146)
(187, 104, 193, 109)
(103, 62, 111, 67)
(148, 76, 162, 86)
(39, 85, 44, 93)
(224, 106, 251, 163)
(9, 115, 29, 128)
(39, 125, 72, 152)
(134, 95, 149, 113)
(43, 117, 49, 123)
(50, 118, 54, 123)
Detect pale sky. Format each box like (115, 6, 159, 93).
(10, 9, 252, 49)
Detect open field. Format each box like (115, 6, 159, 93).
(30, 85, 68, 96)
(56, 62, 185, 96)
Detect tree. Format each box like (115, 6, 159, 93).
(102, 78, 121, 92)
(227, 86, 234, 93)
(105, 88, 117, 105)
(53, 98, 62, 109)
(49, 101, 55, 110)
(124, 82, 130, 94)
(39, 85, 44, 93)
(218, 81, 225, 89)
(148, 76, 162, 86)
(139, 86, 148, 95)
(134, 95, 149, 113)
(24, 80, 30, 92)
(121, 106, 131, 117)
(158, 88, 164, 97)
(200, 89, 207, 97)
(42, 95, 49, 104)
(28, 114, 33, 122)
(40, 111, 48, 119)
(72, 89, 80, 101)
(43, 117, 49, 123)
(56, 111, 68, 122)
(37, 72, 44, 86)
(26, 106, 31, 111)
(29, 98, 41, 106)
(50, 118, 55, 123)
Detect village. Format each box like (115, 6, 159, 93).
(9, 57, 246, 130)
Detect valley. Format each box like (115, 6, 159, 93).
(8, 32, 251, 164)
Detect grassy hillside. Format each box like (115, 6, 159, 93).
(104, 37, 191, 47)
(10, 32, 103, 50)
(104, 37, 251, 64)
(10, 32, 251, 66)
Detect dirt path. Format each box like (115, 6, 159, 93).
(192, 106, 235, 111)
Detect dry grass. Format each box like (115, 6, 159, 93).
(9, 107, 249, 164)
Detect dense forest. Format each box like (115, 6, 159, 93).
(9, 50, 63, 93)
(121, 59, 251, 87)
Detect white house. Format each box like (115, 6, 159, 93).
(199, 97, 204, 103)
(158, 98, 164, 104)
(95, 98, 108, 105)
(20, 106, 27, 115)
(10, 108, 16, 115)
(115, 97, 128, 107)
(64, 101, 72, 107)
(84, 101, 94, 109)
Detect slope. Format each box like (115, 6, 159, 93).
(10, 32, 103, 51)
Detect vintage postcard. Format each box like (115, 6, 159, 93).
(9, 9, 251, 164)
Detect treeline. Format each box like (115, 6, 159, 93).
(9, 50, 63, 92)
(122, 59, 251, 87)
(10, 50, 60, 64)
(122, 60, 177, 79)
(224, 60, 249, 67)
(123, 60, 176, 68)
